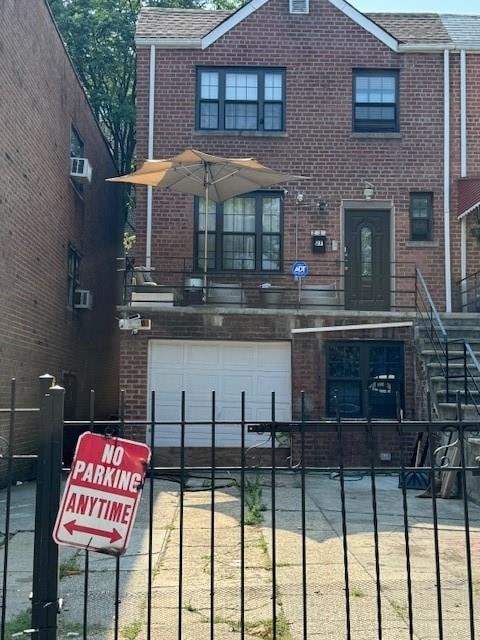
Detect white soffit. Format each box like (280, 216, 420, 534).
(201, 0, 399, 51)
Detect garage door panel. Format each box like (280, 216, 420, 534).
(149, 340, 291, 448)
(187, 344, 221, 366)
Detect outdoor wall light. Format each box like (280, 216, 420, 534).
(296, 192, 305, 203)
(363, 181, 375, 200)
(318, 200, 327, 211)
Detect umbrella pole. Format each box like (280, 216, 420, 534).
(203, 180, 209, 302)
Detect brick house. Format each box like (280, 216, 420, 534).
(121, 0, 480, 464)
(0, 0, 122, 469)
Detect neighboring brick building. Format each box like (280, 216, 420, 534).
(0, 0, 122, 471)
(120, 0, 480, 464)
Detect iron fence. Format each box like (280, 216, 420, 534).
(1, 379, 480, 639)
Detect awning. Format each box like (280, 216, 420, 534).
(458, 177, 480, 219)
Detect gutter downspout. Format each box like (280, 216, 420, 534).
(444, 49, 452, 312)
(146, 45, 156, 270)
(460, 49, 468, 308)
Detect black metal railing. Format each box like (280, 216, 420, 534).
(458, 270, 480, 312)
(415, 267, 450, 399)
(2, 377, 480, 639)
(446, 340, 480, 416)
(119, 255, 417, 312)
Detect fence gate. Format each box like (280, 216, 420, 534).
(1, 378, 480, 640)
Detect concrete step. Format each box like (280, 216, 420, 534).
(437, 402, 480, 420)
(421, 349, 480, 360)
(437, 389, 480, 401)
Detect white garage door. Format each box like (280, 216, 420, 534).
(148, 340, 292, 447)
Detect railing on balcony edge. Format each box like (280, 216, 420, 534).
(119, 256, 417, 313)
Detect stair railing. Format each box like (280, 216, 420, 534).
(415, 268, 449, 400)
(460, 341, 480, 417)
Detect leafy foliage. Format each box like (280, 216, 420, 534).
(48, 0, 244, 176)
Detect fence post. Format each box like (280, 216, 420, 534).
(31, 375, 64, 640)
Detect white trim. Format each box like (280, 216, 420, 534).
(202, 0, 269, 49)
(201, 0, 398, 51)
(399, 43, 480, 53)
(461, 50, 467, 178)
(460, 50, 468, 308)
(443, 49, 452, 313)
(146, 45, 156, 270)
(458, 202, 480, 220)
(135, 37, 201, 48)
(292, 321, 413, 335)
(328, 0, 398, 51)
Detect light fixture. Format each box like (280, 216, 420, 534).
(318, 200, 327, 211)
(363, 181, 375, 200)
(296, 192, 304, 203)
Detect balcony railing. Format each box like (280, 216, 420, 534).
(458, 270, 480, 312)
(119, 256, 417, 312)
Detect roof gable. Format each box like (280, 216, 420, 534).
(136, 0, 399, 51)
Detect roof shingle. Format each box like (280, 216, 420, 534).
(136, 7, 231, 39)
(367, 13, 451, 44)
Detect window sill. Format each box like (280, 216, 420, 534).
(193, 130, 288, 138)
(404, 240, 439, 248)
(351, 132, 402, 139)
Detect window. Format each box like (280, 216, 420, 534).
(197, 68, 285, 132)
(410, 192, 433, 241)
(67, 245, 80, 309)
(353, 69, 399, 132)
(70, 126, 84, 158)
(327, 341, 404, 418)
(70, 126, 85, 194)
(195, 192, 282, 272)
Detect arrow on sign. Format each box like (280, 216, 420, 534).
(64, 520, 122, 544)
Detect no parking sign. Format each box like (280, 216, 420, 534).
(53, 433, 151, 556)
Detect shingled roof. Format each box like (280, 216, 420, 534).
(367, 13, 451, 44)
(136, 5, 480, 48)
(136, 7, 231, 39)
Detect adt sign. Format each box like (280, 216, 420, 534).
(291, 261, 309, 278)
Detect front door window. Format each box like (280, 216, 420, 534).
(327, 341, 404, 418)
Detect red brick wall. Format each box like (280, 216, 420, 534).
(135, 0, 449, 309)
(119, 311, 416, 466)
(0, 0, 121, 470)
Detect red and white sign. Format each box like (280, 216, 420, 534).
(53, 433, 151, 556)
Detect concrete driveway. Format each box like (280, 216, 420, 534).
(1, 472, 479, 639)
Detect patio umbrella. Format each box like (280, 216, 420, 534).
(108, 148, 308, 291)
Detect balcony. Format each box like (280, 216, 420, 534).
(119, 257, 417, 313)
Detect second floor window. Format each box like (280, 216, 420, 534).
(195, 192, 283, 272)
(353, 69, 399, 133)
(67, 245, 81, 309)
(410, 192, 433, 241)
(197, 68, 285, 132)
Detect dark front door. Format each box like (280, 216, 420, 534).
(345, 210, 390, 311)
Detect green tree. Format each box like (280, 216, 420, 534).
(48, 0, 243, 176)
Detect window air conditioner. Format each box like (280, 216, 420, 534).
(74, 289, 93, 310)
(70, 157, 92, 183)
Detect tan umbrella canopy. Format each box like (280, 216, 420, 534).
(108, 148, 308, 289)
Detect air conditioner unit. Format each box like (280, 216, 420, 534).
(74, 289, 93, 310)
(70, 157, 92, 183)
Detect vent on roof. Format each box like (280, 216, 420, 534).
(289, 0, 309, 13)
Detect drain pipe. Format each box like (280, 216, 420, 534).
(460, 49, 468, 307)
(443, 48, 452, 312)
(146, 44, 156, 270)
